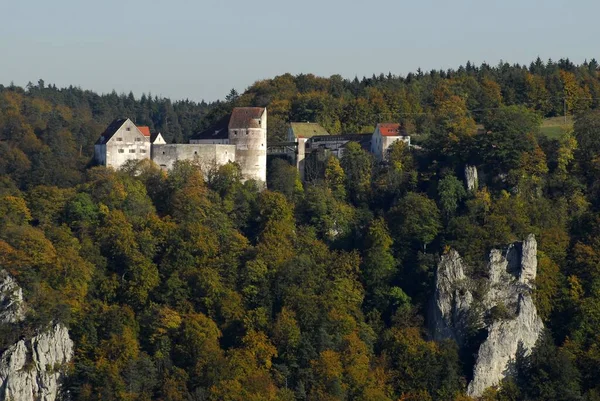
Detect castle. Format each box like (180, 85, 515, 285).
(94, 107, 267, 184)
(94, 106, 411, 184)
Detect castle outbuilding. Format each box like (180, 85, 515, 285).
(94, 118, 151, 167)
(371, 123, 410, 160)
(94, 107, 267, 184)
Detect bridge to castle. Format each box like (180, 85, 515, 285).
(267, 134, 372, 159)
(266, 142, 298, 157)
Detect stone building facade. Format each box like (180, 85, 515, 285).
(370, 123, 411, 160)
(191, 107, 267, 183)
(94, 107, 267, 184)
(94, 119, 151, 167)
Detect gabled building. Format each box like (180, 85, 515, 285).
(371, 123, 410, 160)
(94, 118, 151, 169)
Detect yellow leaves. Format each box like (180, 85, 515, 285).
(390, 326, 438, 358)
(398, 390, 433, 401)
(567, 275, 585, 303)
(0, 195, 32, 225)
(55, 104, 73, 122)
(519, 143, 549, 177)
(256, 219, 295, 269)
(561, 70, 592, 114)
(327, 308, 359, 337)
(341, 331, 371, 389)
(434, 93, 477, 141)
(242, 330, 278, 370)
(156, 306, 183, 334)
(313, 349, 344, 382)
(180, 312, 222, 356)
(0, 91, 24, 113)
(99, 325, 140, 367)
(269, 99, 291, 114)
(573, 240, 600, 282)
(273, 307, 301, 351)
(4, 225, 57, 268)
(534, 252, 560, 320)
(556, 131, 578, 175)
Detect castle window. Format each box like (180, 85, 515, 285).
(135, 138, 141, 142)
(194, 151, 198, 155)
(126, 127, 131, 131)
(118, 149, 124, 153)
(140, 149, 146, 153)
(129, 149, 136, 153)
(162, 152, 165, 154)
(116, 138, 123, 141)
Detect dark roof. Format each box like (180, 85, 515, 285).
(229, 107, 264, 129)
(340, 134, 372, 151)
(95, 118, 127, 144)
(150, 132, 162, 143)
(191, 115, 230, 141)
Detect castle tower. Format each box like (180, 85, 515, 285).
(228, 107, 267, 184)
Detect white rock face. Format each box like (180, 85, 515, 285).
(0, 271, 25, 324)
(431, 236, 544, 397)
(465, 165, 478, 191)
(0, 271, 74, 401)
(431, 250, 473, 347)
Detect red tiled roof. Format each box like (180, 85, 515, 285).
(137, 126, 151, 137)
(228, 107, 265, 129)
(377, 123, 401, 136)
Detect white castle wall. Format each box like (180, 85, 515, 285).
(151, 144, 236, 174)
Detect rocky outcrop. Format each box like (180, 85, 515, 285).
(431, 250, 473, 347)
(431, 235, 544, 397)
(464, 165, 478, 191)
(0, 271, 73, 401)
(0, 271, 25, 324)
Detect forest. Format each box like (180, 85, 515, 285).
(1, 57, 600, 400)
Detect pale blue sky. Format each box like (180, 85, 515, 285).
(0, 0, 598, 102)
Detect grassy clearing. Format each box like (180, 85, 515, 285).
(540, 116, 573, 139)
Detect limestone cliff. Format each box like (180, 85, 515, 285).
(0, 271, 25, 325)
(464, 165, 478, 191)
(431, 235, 544, 397)
(0, 271, 73, 401)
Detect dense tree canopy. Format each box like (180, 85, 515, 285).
(1, 57, 600, 400)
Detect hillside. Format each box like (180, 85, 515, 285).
(1, 58, 600, 401)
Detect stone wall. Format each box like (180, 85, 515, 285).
(151, 144, 236, 174)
